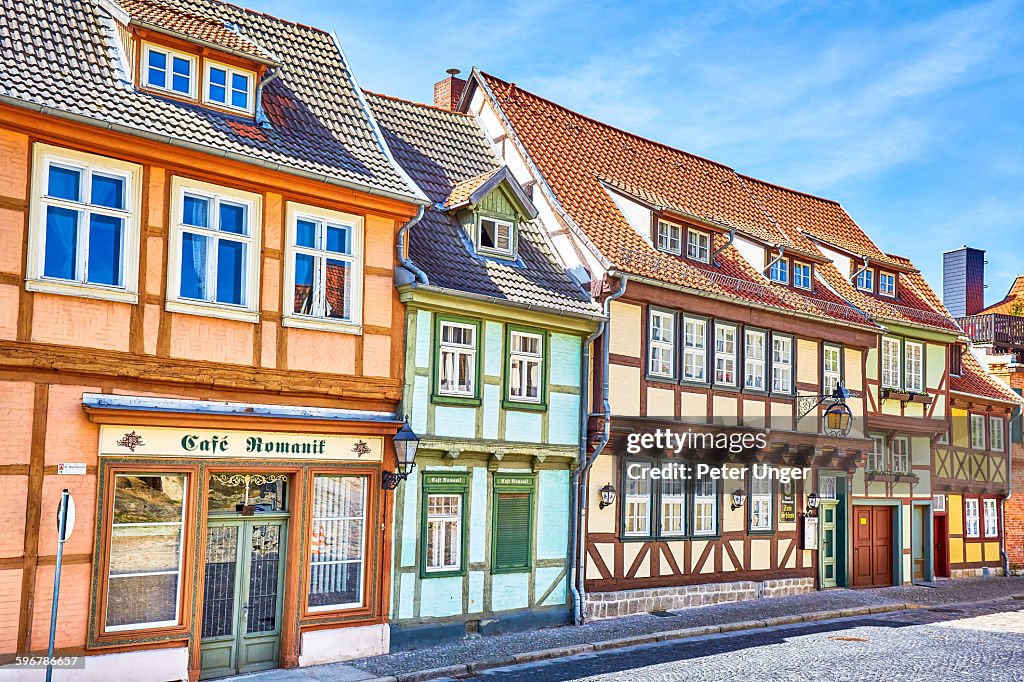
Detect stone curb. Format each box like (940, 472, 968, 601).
(384, 602, 916, 682)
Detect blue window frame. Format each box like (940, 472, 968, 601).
(205, 62, 254, 113)
(793, 261, 812, 289)
(856, 268, 874, 291)
(143, 45, 195, 97)
(768, 258, 788, 284)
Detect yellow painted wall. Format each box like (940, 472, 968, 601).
(950, 537, 965, 564)
(926, 343, 946, 390)
(587, 456, 617, 534)
(681, 391, 706, 423)
(796, 339, 818, 385)
(609, 301, 642, 357)
(951, 408, 969, 447)
(949, 494, 963, 534)
(965, 541, 983, 563)
(609, 364, 641, 416)
(647, 387, 675, 417)
(844, 349, 863, 391)
(866, 347, 878, 380)
(984, 542, 1000, 562)
(712, 395, 738, 425)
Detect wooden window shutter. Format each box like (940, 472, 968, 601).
(493, 491, 531, 572)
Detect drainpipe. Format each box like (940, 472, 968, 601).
(711, 226, 735, 268)
(1002, 420, 1016, 577)
(397, 206, 428, 285)
(254, 68, 282, 129)
(568, 317, 606, 625)
(762, 245, 786, 276)
(572, 274, 628, 625)
(850, 256, 870, 285)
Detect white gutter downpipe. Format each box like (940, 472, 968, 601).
(851, 256, 870, 285)
(572, 274, 628, 625)
(762, 245, 786, 276)
(397, 206, 428, 285)
(1002, 407, 1018, 577)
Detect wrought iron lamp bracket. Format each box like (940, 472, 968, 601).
(382, 463, 416, 491)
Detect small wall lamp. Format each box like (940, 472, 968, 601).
(599, 483, 616, 509)
(731, 488, 747, 511)
(383, 419, 419, 490)
(806, 492, 821, 516)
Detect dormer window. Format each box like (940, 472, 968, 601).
(656, 220, 681, 255)
(205, 61, 255, 114)
(793, 261, 812, 290)
(768, 258, 788, 284)
(879, 272, 896, 297)
(142, 43, 196, 98)
(856, 267, 874, 291)
(686, 228, 710, 263)
(478, 217, 514, 257)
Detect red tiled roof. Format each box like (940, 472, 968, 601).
(445, 168, 500, 209)
(950, 348, 1021, 404)
(479, 72, 955, 330)
(978, 275, 1024, 315)
(120, 0, 277, 62)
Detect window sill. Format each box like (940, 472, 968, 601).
(25, 278, 138, 305)
(502, 399, 547, 412)
(431, 394, 482, 408)
(165, 299, 259, 324)
(491, 566, 531, 575)
(420, 569, 466, 579)
(282, 315, 362, 335)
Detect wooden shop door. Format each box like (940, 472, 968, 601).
(853, 506, 893, 587)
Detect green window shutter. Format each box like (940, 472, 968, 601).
(493, 492, 531, 572)
(1013, 389, 1022, 444)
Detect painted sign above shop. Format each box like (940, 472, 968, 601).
(99, 426, 383, 462)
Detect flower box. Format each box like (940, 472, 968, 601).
(867, 472, 896, 483)
(895, 473, 920, 484)
(882, 389, 911, 401)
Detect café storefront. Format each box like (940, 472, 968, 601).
(83, 395, 401, 680)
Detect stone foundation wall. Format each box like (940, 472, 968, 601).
(950, 567, 1005, 579)
(585, 577, 815, 620)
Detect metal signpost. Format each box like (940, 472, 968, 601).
(46, 489, 75, 682)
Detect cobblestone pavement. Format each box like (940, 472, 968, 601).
(225, 578, 1024, 681)
(464, 599, 1024, 681)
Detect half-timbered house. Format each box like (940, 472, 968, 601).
(0, 1, 427, 679)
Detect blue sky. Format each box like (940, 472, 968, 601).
(247, 0, 1024, 307)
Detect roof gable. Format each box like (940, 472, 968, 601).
(445, 166, 538, 219)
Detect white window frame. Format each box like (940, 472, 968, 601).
(714, 323, 737, 387)
(686, 228, 710, 263)
(105, 473, 187, 632)
(656, 220, 682, 255)
(438, 320, 477, 398)
(648, 309, 676, 379)
(905, 341, 924, 393)
(856, 268, 874, 292)
(623, 461, 652, 537)
(744, 329, 767, 391)
(878, 272, 896, 297)
(990, 417, 1005, 453)
(283, 202, 363, 333)
(658, 478, 687, 537)
(970, 414, 986, 450)
(933, 494, 946, 512)
(771, 334, 793, 394)
(965, 498, 980, 538)
(682, 316, 707, 382)
(693, 474, 718, 536)
(768, 257, 789, 284)
(424, 493, 463, 573)
(476, 216, 515, 258)
(891, 437, 910, 474)
(983, 498, 999, 538)
(793, 261, 812, 290)
(308, 475, 367, 612)
(26, 144, 142, 303)
(166, 177, 262, 323)
(508, 330, 544, 403)
(868, 435, 886, 472)
(881, 337, 902, 390)
(141, 42, 197, 99)
(203, 59, 256, 115)
(823, 344, 842, 394)
(749, 474, 773, 532)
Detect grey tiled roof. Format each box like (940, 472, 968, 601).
(0, 0, 423, 202)
(365, 92, 600, 318)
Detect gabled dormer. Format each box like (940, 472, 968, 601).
(444, 166, 538, 260)
(111, 0, 278, 119)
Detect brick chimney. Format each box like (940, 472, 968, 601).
(943, 246, 986, 317)
(434, 68, 467, 111)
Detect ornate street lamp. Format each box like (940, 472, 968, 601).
(599, 483, 617, 509)
(731, 487, 747, 511)
(383, 420, 419, 490)
(797, 383, 857, 438)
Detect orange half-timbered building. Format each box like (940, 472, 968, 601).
(0, 1, 427, 679)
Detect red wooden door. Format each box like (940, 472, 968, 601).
(933, 514, 950, 578)
(853, 506, 894, 587)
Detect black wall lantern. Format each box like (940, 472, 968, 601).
(383, 419, 419, 490)
(599, 483, 617, 509)
(806, 492, 820, 517)
(731, 488, 747, 511)
(797, 383, 857, 438)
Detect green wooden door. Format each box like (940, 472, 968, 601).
(820, 502, 839, 589)
(200, 517, 287, 679)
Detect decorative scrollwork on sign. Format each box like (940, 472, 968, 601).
(210, 473, 288, 487)
(116, 431, 145, 452)
(352, 440, 371, 457)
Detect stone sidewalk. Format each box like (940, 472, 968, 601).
(228, 577, 1024, 682)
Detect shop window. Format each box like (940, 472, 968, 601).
(106, 473, 188, 631)
(285, 204, 363, 329)
(749, 474, 773, 532)
(492, 475, 535, 573)
(436, 318, 479, 400)
(308, 475, 366, 611)
(971, 414, 986, 450)
(965, 498, 980, 538)
(648, 309, 676, 379)
(771, 334, 793, 394)
(984, 498, 999, 537)
(507, 329, 545, 405)
(744, 329, 766, 391)
(905, 341, 923, 392)
(881, 337, 901, 390)
(823, 344, 842, 393)
(714, 323, 737, 387)
(682, 316, 707, 382)
(656, 220, 682, 255)
(208, 474, 287, 513)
